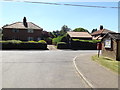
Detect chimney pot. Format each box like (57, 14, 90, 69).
(100, 25, 103, 30)
(23, 17, 28, 27)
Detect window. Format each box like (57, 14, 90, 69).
(12, 37, 19, 40)
(12, 36, 16, 40)
(37, 37, 41, 41)
(12, 29, 19, 32)
(28, 29, 34, 33)
(28, 37, 34, 41)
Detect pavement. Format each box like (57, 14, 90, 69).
(74, 53, 119, 88)
(47, 45, 58, 50)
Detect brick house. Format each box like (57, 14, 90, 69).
(91, 25, 115, 40)
(101, 33, 120, 61)
(2, 17, 43, 41)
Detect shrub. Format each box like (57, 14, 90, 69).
(38, 40, 47, 43)
(52, 34, 68, 45)
(57, 42, 69, 49)
(72, 39, 101, 43)
(28, 41, 37, 43)
(0, 40, 22, 43)
(52, 36, 62, 45)
(1, 40, 47, 50)
(57, 42, 67, 44)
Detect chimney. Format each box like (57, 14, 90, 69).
(23, 17, 28, 27)
(100, 25, 103, 30)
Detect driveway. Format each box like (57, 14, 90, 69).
(1, 50, 97, 88)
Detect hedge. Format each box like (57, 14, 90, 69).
(0, 40, 47, 50)
(70, 41, 97, 50)
(72, 39, 101, 43)
(57, 42, 69, 49)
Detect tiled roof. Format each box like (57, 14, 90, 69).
(2, 22, 43, 30)
(109, 33, 120, 40)
(102, 33, 120, 40)
(92, 35, 102, 40)
(91, 29, 115, 35)
(67, 31, 92, 38)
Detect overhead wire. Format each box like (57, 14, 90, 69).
(1, 0, 120, 9)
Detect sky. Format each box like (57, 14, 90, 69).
(0, 1, 119, 33)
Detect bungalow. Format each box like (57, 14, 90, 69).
(101, 33, 120, 61)
(91, 25, 115, 40)
(2, 17, 43, 41)
(67, 31, 96, 50)
(67, 31, 92, 41)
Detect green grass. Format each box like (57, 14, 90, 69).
(92, 55, 120, 74)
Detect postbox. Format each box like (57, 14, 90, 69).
(97, 43, 102, 50)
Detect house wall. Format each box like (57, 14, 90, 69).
(102, 39, 117, 60)
(2, 28, 43, 41)
(117, 41, 120, 61)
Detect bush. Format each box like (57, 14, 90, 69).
(28, 41, 37, 43)
(52, 34, 68, 45)
(38, 40, 47, 43)
(57, 42, 66, 44)
(0, 40, 22, 43)
(72, 39, 101, 43)
(1, 40, 47, 50)
(52, 36, 63, 45)
(57, 42, 69, 49)
(71, 41, 97, 50)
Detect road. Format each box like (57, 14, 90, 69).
(1, 50, 97, 88)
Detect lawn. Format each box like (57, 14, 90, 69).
(92, 55, 120, 74)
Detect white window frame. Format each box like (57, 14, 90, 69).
(37, 37, 41, 41)
(12, 29, 19, 33)
(28, 29, 34, 33)
(28, 37, 34, 41)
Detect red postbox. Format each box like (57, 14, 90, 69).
(97, 43, 102, 50)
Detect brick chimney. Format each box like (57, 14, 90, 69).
(100, 25, 103, 30)
(23, 17, 28, 27)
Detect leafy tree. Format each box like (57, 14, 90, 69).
(60, 25, 71, 35)
(52, 30, 60, 37)
(91, 28, 97, 33)
(73, 27, 89, 32)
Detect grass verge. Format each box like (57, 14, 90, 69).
(92, 55, 120, 74)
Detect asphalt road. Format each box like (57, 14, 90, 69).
(1, 50, 97, 88)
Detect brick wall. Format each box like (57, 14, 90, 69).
(102, 40, 117, 60)
(117, 41, 120, 61)
(2, 28, 42, 41)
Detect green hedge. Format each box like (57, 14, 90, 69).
(1, 40, 47, 50)
(72, 39, 101, 43)
(57, 42, 69, 49)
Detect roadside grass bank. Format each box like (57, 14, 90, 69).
(92, 55, 120, 74)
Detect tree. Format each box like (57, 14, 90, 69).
(73, 27, 89, 32)
(60, 25, 71, 35)
(91, 28, 97, 33)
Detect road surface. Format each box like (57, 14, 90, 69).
(1, 50, 97, 88)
